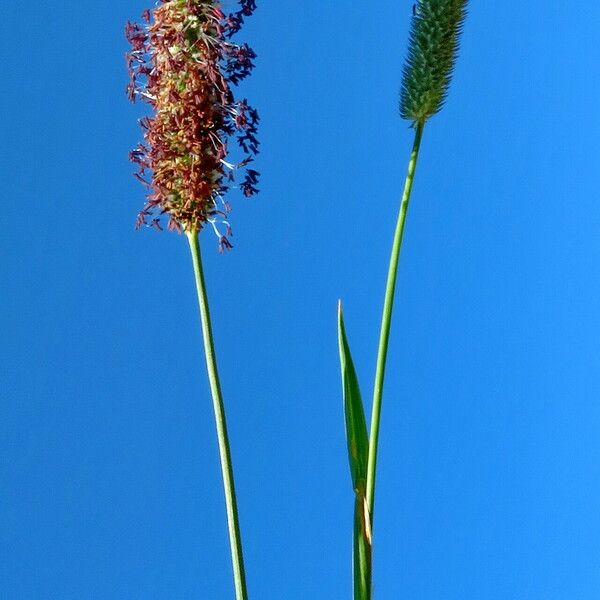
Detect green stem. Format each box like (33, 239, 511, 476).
(186, 230, 249, 600)
(366, 120, 425, 523)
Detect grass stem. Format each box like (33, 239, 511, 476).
(366, 120, 425, 524)
(186, 230, 249, 600)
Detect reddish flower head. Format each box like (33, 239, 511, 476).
(126, 0, 259, 250)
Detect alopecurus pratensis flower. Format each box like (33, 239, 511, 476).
(126, 0, 259, 251)
(125, 5, 260, 598)
(400, 0, 468, 123)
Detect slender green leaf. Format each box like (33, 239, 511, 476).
(338, 301, 370, 493)
(339, 302, 372, 599)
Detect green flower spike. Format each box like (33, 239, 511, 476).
(400, 0, 468, 123)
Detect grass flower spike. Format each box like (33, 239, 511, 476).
(400, 0, 468, 123)
(338, 2, 468, 598)
(126, 3, 259, 599)
(127, 0, 259, 249)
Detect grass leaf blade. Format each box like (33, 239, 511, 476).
(338, 301, 369, 492)
(338, 301, 372, 599)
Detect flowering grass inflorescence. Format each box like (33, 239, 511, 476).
(126, 0, 259, 250)
(125, 4, 260, 597)
(400, 0, 468, 123)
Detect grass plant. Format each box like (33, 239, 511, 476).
(126, 2, 259, 598)
(338, 2, 469, 597)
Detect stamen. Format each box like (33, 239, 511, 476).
(126, 0, 260, 249)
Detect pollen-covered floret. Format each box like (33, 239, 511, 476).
(126, 0, 259, 250)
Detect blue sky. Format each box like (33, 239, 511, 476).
(2, 1, 600, 598)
